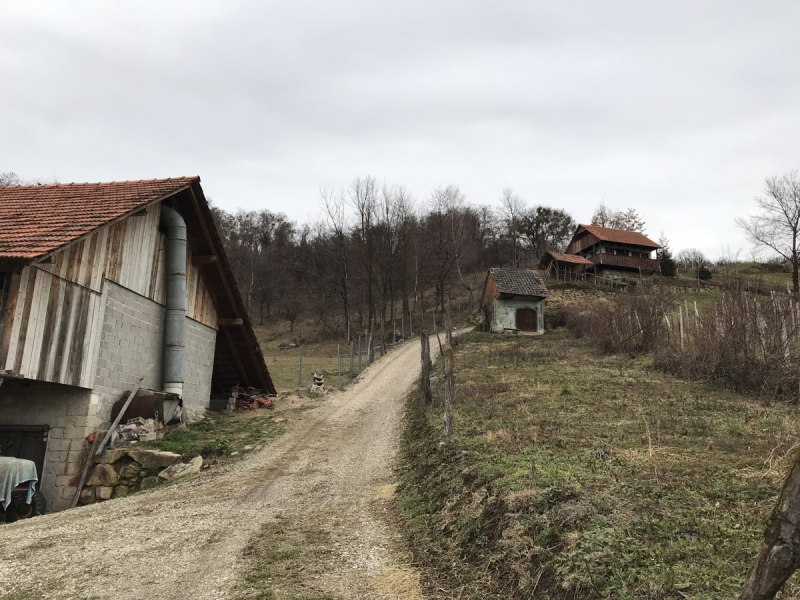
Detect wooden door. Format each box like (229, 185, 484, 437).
(516, 308, 538, 331)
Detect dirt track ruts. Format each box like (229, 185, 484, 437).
(0, 337, 428, 600)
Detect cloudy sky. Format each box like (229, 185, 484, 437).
(2, 1, 799, 258)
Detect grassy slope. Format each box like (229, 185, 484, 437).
(399, 330, 800, 599)
(254, 271, 485, 391)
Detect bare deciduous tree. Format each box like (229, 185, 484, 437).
(0, 172, 21, 187)
(591, 201, 646, 233)
(500, 188, 526, 268)
(736, 171, 800, 292)
(676, 248, 708, 271)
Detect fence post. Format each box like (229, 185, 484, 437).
(402, 313, 406, 342)
(337, 343, 342, 389)
(446, 311, 453, 348)
(358, 336, 362, 374)
(420, 330, 432, 404)
(349, 341, 354, 383)
(679, 307, 685, 351)
(444, 346, 453, 438)
(298, 345, 303, 390)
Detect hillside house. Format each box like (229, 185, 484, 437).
(0, 177, 274, 510)
(539, 224, 661, 283)
(481, 268, 549, 334)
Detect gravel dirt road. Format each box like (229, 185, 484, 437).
(0, 337, 429, 600)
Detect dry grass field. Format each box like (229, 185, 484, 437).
(400, 329, 800, 599)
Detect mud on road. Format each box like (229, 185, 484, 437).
(0, 338, 428, 600)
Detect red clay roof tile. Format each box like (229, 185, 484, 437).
(545, 252, 594, 265)
(0, 177, 198, 260)
(576, 224, 660, 248)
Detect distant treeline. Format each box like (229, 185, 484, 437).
(211, 177, 583, 338)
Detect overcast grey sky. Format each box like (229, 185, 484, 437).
(2, 1, 799, 258)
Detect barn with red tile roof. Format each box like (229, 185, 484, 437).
(0, 177, 273, 511)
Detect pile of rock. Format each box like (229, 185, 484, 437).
(79, 447, 202, 505)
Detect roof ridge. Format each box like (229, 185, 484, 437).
(0, 176, 199, 190)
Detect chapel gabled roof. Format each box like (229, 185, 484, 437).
(489, 268, 550, 298)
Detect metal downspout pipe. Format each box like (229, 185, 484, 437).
(160, 206, 186, 398)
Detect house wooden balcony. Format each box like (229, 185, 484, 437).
(589, 253, 660, 273)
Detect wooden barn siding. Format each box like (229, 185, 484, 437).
(2, 266, 106, 388)
(1, 201, 218, 388)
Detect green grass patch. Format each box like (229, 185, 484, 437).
(141, 411, 287, 460)
(232, 520, 340, 600)
(399, 330, 800, 599)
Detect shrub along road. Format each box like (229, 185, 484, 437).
(0, 337, 430, 600)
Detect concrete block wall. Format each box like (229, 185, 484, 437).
(93, 280, 216, 421)
(183, 319, 216, 412)
(0, 281, 219, 512)
(0, 380, 96, 511)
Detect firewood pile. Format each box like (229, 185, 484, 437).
(230, 385, 275, 411)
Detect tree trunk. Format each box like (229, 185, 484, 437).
(420, 330, 432, 404)
(739, 453, 800, 600)
(443, 346, 453, 438)
(380, 306, 387, 357)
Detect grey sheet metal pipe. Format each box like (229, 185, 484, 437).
(160, 206, 186, 397)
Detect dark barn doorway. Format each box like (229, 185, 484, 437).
(515, 308, 538, 332)
(0, 425, 50, 481)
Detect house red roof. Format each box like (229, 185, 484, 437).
(544, 252, 593, 265)
(575, 224, 660, 249)
(0, 177, 198, 260)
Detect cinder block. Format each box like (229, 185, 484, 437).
(67, 449, 86, 465)
(55, 475, 73, 488)
(63, 425, 87, 440)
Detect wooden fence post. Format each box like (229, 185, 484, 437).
(446, 311, 453, 348)
(357, 335, 362, 374)
(298, 345, 303, 390)
(420, 330, 432, 405)
(337, 344, 342, 389)
(444, 346, 453, 438)
(349, 341, 354, 383)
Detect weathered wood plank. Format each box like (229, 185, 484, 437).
(66, 286, 90, 387)
(55, 285, 80, 384)
(34, 269, 62, 381)
(43, 279, 67, 382)
(0, 270, 23, 369)
(81, 286, 107, 389)
(14, 269, 40, 374)
(6, 268, 32, 371)
(91, 226, 109, 291)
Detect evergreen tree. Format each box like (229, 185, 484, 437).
(698, 266, 712, 280)
(658, 234, 678, 277)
